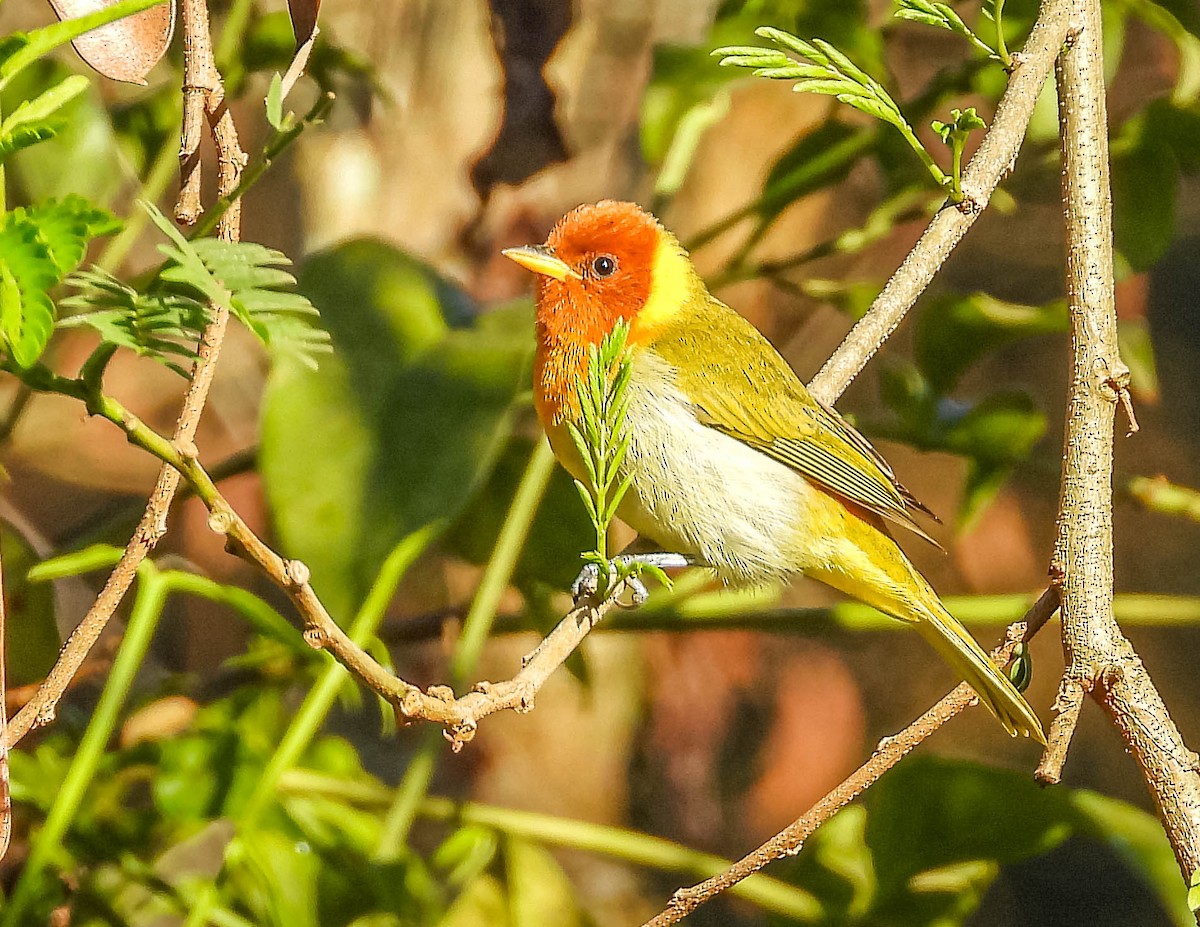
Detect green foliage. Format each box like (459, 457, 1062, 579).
(894, 0, 1001, 59)
(772, 756, 1194, 926)
(930, 107, 986, 200)
(878, 351, 1049, 526)
(260, 239, 529, 617)
(143, 201, 333, 370)
(59, 270, 210, 376)
(0, 195, 120, 366)
(914, 292, 1068, 393)
(1, 520, 60, 686)
(713, 27, 951, 192)
(567, 320, 634, 562)
(446, 437, 594, 593)
(0, 73, 87, 162)
(566, 320, 672, 597)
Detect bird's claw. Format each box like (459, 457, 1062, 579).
(571, 562, 601, 602)
(571, 553, 691, 605)
(625, 574, 650, 607)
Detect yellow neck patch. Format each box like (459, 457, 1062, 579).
(631, 233, 699, 345)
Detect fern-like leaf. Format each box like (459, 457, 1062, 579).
(141, 201, 331, 369)
(0, 196, 119, 367)
(59, 269, 209, 376)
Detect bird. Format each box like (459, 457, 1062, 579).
(503, 200, 1045, 743)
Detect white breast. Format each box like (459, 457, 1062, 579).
(615, 352, 812, 585)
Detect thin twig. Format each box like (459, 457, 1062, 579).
(639, 616, 1041, 927)
(1048, 0, 1200, 891)
(1034, 674, 1086, 784)
(807, 0, 1073, 405)
(3, 0, 245, 751)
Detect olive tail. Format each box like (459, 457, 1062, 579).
(913, 602, 1046, 744)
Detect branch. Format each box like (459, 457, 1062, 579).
(16, 375, 628, 751)
(1041, 0, 1200, 895)
(176, 0, 247, 231)
(3, 0, 244, 750)
(807, 0, 1073, 404)
(639, 589, 1060, 927)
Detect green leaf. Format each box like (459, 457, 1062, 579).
(142, 203, 330, 368)
(2, 61, 125, 205)
(1, 74, 89, 133)
(894, 0, 997, 55)
(1118, 317, 1159, 400)
(503, 836, 584, 927)
(0, 199, 112, 366)
(1111, 116, 1178, 271)
(1071, 791, 1196, 927)
(59, 268, 209, 375)
(864, 758, 1071, 922)
(2, 521, 60, 687)
(943, 390, 1046, 464)
(0, 0, 168, 90)
(266, 71, 286, 129)
(915, 292, 1068, 392)
(0, 121, 60, 161)
(0, 74, 89, 163)
(260, 240, 530, 617)
(26, 195, 122, 273)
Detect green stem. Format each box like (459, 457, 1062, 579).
(0, 383, 32, 445)
(1, 565, 169, 925)
(897, 120, 951, 192)
(96, 118, 184, 273)
(952, 135, 966, 200)
(240, 524, 442, 827)
(995, 0, 1011, 66)
(279, 770, 823, 922)
(451, 439, 556, 684)
(0, 95, 6, 214)
(189, 92, 335, 241)
(374, 727, 441, 859)
(214, 0, 255, 71)
(163, 570, 301, 649)
(375, 440, 557, 859)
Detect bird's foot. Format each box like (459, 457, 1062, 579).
(571, 553, 694, 606)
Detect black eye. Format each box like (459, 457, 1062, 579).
(592, 255, 617, 277)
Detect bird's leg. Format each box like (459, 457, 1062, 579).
(571, 551, 697, 605)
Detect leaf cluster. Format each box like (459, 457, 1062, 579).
(0, 195, 120, 367)
(566, 320, 640, 588)
(54, 202, 332, 375)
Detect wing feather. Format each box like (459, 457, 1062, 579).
(656, 298, 940, 545)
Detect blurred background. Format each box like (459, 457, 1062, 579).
(2, 0, 1200, 924)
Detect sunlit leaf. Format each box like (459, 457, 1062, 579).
(261, 240, 530, 616)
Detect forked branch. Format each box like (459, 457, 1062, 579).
(1038, 0, 1200, 895)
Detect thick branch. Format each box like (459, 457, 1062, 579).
(808, 0, 1073, 404)
(1044, 0, 1200, 897)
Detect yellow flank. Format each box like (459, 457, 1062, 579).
(630, 234, 698, 345)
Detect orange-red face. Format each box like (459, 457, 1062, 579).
(505, 201, 665, 426)
(507, 200, 661, 349)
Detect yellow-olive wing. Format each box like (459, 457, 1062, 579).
(655, 298, 939, 544)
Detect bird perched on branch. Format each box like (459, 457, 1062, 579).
(504, 200, 1044, 744)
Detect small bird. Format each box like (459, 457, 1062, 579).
(503, 200, 1045, 743)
